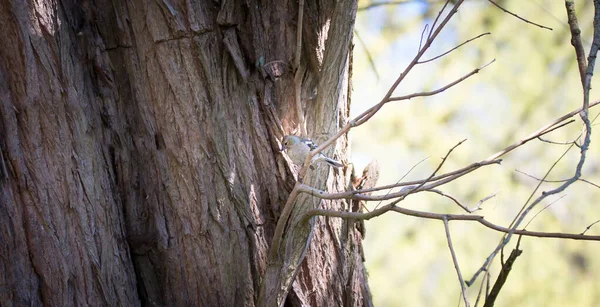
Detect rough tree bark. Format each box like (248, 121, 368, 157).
(0, 0, 369, 306)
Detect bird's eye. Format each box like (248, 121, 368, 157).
(284, 141, 288, 146)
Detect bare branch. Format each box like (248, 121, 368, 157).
(418, 32, 491, 64)
(301, 203, 600, 241)
(443, 218, 470, 307)
(389, 60, 495, 102)
(488, 0, 552, 31)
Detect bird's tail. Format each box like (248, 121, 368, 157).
(323, 157, 343, 168)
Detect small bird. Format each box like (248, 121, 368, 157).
(280, 135, 344, 168)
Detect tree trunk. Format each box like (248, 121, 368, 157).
(0, 0, 369, 306)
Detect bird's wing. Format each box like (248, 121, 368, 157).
(301, 138, 318, 151)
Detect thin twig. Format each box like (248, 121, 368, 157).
(580, 178, 600, 189)
(401, 139, 467, 199)
(354, 30, 381, 81)
(515, 170, 600, 195)
(485, 118, 576, 161)
(516, 169, 600, 190)
(488, 0, 552, 31)
(524, 195, 566, 229)
(389, 60, 495, 101)
(418, 32, 491, 64)
(444, 218, 470, 307)
(537, 136, 577, 146)
(426, 189, 497, 213)
(581, 219, 600, 235)
(515, 168, 565, 183)
(419, 24, 430, 53)
(473, 272, 488, 307)
(429, 0, 451, 40)
(373, 156, 429, 210)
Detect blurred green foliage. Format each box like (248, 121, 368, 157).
(351, 0, 600, 306)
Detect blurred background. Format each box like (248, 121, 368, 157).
(350, 0, 600, 306)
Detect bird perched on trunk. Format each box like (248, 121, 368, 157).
(280, 135, 343, 168)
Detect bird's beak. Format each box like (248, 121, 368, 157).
(280, 146, 286, 152)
